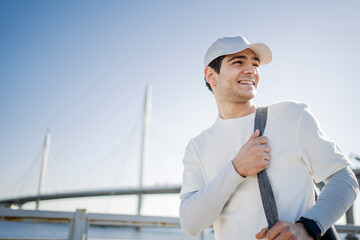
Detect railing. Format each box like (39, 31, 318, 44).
(0, 186, 182, 208)
(0, 207, 359, 240)
(0, 207, 205, 240)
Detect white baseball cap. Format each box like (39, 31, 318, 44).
(204, 36, 272, 68)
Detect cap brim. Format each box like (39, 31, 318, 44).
(247, 43, 272, 66)
(219, 43, 272, 66)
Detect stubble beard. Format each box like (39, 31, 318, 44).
(218, 77, 257, 104)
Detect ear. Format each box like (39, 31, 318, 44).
(204, 66, 217, 88)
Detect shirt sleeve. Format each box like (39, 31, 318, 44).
(296, 104, 350, 183)
(303, 166, 359, 235)
(179, 140, 206, 199)
(179, 161, 245, 236)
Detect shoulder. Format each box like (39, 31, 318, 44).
(185, 119, 219, 154)
(268, 100, 309, 111)
(264, 101, 316, 131)
(267, 100, 310, 117)
(187, 127, 215, 151)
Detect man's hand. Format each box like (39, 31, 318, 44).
(232, 129, 271, 177)
(255, 221, 314, 240)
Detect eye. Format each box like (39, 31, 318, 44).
(253, 63, 259, 68)
(233, 61, 243, 65)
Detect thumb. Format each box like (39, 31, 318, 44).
(250, 129, 260, 140)
(255, 226, 269, 239)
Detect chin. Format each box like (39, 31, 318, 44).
(234, 96, 255, 103)
(240, 92, 256, 101)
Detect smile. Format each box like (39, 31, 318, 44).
(237, 80, 255, 85)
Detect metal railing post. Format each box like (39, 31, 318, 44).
(345, 204, 359, 240)
(69, 209, 87, 240)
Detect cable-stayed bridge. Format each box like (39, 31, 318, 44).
(0, 85, 183, 212)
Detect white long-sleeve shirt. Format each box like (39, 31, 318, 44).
(180, 101, 359, 239)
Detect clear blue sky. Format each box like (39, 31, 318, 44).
(0, 0, 359, 217)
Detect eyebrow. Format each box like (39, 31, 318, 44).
(227, 55, 260, 63)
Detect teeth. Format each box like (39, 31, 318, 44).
(238, 80, 254, 85)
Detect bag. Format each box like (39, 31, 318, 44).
(321, 225, 340, 240)
(254, 107, 340, 240)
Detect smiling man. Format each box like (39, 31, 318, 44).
(179, 36, 359, 240)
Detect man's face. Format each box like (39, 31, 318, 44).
(215, 48, 261, 104)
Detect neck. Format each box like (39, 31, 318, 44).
(217, 101, 256, 119)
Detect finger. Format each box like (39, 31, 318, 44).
(255, 226, 269, 239)
(264, 152, 271, 161)
(257, 136, 268, 144)
(257, 159, 270, 172)
(266, 222, 284, 240)
(274, 230, 296, 240)
(250, 129, 260, 140)
(262, 145, 271, 153)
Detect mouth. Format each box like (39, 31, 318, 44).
(237, 80, 255, 85)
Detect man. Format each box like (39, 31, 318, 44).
(179, 36, 359, 240)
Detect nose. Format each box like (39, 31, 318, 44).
(243, 64, 257, 76)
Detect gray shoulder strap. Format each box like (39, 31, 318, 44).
(255, 106, 279, 228)
(254, 106, 268, 136)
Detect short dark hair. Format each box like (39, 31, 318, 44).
(205, 55, 226, 93)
